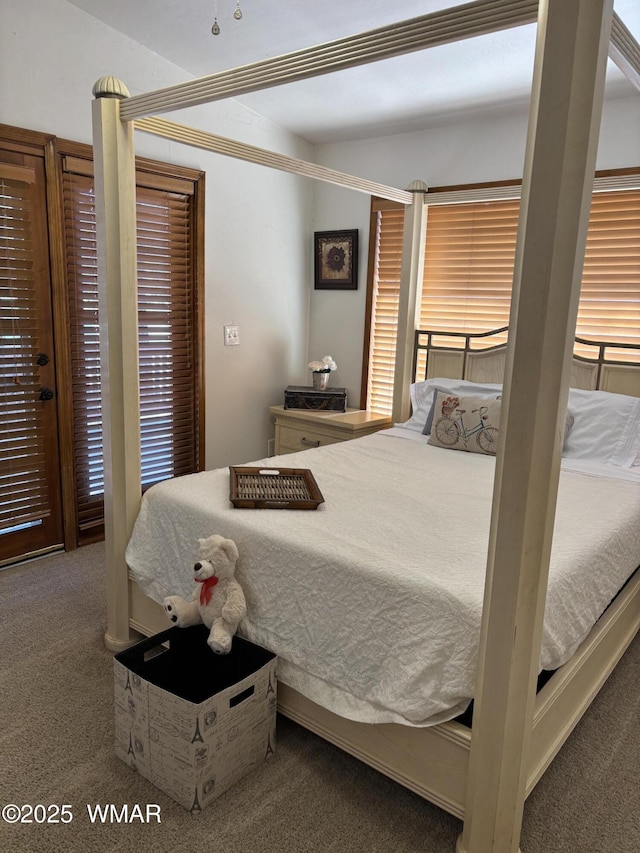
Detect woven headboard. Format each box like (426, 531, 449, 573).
(413, 328, 640, 398)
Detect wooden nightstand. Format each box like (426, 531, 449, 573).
(269, 405, 392, 455)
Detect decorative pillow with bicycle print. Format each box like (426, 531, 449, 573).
(427, 391, 501, 455)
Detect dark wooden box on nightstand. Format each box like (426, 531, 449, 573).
(283, 385, 347, 412)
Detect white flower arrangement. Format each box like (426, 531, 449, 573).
(308, 355, 337, 374)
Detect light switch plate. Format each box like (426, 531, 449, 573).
(224, 325, 240, 346)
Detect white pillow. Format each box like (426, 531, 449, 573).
(403, 378, 640, 466)
(563, 388, 640, 467)
(402, 377, 503, 433)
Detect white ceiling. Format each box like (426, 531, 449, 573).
(66, 0, 640, 144)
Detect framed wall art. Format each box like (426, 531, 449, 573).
(314, 229, 358, 290)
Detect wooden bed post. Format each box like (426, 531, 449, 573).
(91, 77, 141, 652)
(392, 180, 428, 423)
(457, 1, 614, 852)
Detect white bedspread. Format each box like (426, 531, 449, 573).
(125, 430, 640, 727)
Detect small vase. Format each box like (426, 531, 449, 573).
(312, 371, 329, 391)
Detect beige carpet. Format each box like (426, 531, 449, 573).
(1, 543, 639, 853)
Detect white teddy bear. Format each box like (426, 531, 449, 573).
(163, 534, 247, 655)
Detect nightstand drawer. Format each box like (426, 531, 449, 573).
(269, 405, 391, 455)
(277, 425, 341, 453)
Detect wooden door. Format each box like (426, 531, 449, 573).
(0, 149, 64, 564)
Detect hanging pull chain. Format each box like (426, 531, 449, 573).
(211, 1, 244, 35)
(211, 0, 220, 35)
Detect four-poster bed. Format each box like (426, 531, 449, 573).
(122, 330, 640, 808)
(91, 2, 640, 851)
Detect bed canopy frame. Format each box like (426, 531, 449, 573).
(91, 2, 640, 851)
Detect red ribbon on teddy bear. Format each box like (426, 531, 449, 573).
(195, 575, 219, 606)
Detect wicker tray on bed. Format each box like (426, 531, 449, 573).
(229, 466, 325, 510)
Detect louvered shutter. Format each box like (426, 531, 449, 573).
(62, 157, 200, 540)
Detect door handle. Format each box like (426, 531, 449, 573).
(39, 387, 55, 401)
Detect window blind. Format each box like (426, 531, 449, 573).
(419, 198, 519, 336)
(579, 189, 640, 345)
(0, 167, 50, 532)
(63, 170, 102, 534)
(421, 189, 640, 348)
(364, 175, 640, 414)
(62, 161, 200, 540)
(366, 204, 404, 415)
(137, 186, 196, 487)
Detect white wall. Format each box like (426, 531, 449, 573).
(1, 0, 314, 468)
(310, 95, 640, 409)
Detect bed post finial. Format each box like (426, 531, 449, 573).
(92, 76, 131, 100)
(405, 179, 428, 193)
